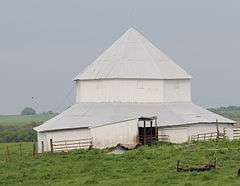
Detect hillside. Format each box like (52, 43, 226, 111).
(209, 106, 240, 122)
(0, 113, 56, 126)
(0, 114, 56, 143)
(1, 140, 240, 186)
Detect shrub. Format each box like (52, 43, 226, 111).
(21, 107, 36, 115)
(0, 123, 37, 143)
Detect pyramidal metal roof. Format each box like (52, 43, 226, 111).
(74, 28, 191, 80)
(34, 102, 235, 132)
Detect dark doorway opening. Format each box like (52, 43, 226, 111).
(138, 117, 158, 145)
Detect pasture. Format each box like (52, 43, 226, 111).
(0, 114, 56, 143)
(209, 106, 240, 122)
(0, 113, 56, 126)
(1, 140, 240, 186)
(0, 107, 240, 185)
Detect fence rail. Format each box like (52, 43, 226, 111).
(51, 138, 93, 152)
(233, 128, 240, 139)
(158, 134, 170, 142)
(191, 132, 225, 141)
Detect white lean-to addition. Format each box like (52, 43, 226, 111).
(34, 28, 235, 152)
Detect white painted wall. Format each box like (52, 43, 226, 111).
(163, 79, 191, 102)
(91, 119, 139, 149)
(76, 79, 191, 103)
(37, 128, 91, 153)
(37, 132, 47, 152)
(158, 126, 189, 143)
(158, 123, 233, 143)
(37, 122, 233, 152)
(38, 120, 139, 152)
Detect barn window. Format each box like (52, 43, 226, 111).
(137, 81, 144, 89)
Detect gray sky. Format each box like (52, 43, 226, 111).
(0, 0, 239, 115)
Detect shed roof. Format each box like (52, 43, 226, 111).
(34, 102, 235, 132)
(74, 28, 191, 80)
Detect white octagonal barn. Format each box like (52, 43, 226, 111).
(34, 28, 235, 152)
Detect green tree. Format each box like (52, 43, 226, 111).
(21, 107, 36, 115)
(47, 110, 54, 114)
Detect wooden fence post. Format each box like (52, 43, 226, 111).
(19, 143, 22, 157)
(41, 141, 44, 153)
(50, 139, 53, 153)
(33, 142, 36, 157)
(143, 121, 146, 145)
(88, 138, 93, 150)
(5, 145, 10, 162)
(176, 160, 180, 172)
(150, 121, 153, 145)
(155, 117, 158, 141)
(216, 119, 219, 140)
(65, 141, 68, 152)
(223, 128, 226, 139)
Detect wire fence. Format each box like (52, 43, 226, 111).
(0, 142, 37, 162)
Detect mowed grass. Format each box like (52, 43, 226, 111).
(0, 114, 56, 126)
(1, 140, 240, 186)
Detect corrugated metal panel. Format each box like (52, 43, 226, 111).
(34, 102, 235, 132)
(74, 28, 191, 80)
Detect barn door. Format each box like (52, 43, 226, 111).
(138, 117, 158, 145)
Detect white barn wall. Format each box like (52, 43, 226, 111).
(37, 122, 234, 152)
(158, 123, 234, 143)
(163, 80, 191, 102)
(37, 128, 91, 153)
(37, 132, 47, 153)
(158, 126, 189, 143)
(91, 119, 139, 149)
(76, 79, 191, 103)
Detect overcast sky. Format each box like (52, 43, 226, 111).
(0, 0, 239, 115)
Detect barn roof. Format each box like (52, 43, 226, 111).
(74, 28, 191, 80)
(34, 102, 235, 132)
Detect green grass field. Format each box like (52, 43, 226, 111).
(0, 114, 56, 126)
(0, 114, 56, 143)
(1, 140, 240, 186)
(209, 106, 240, 122)
(0, 107, 240, 185)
